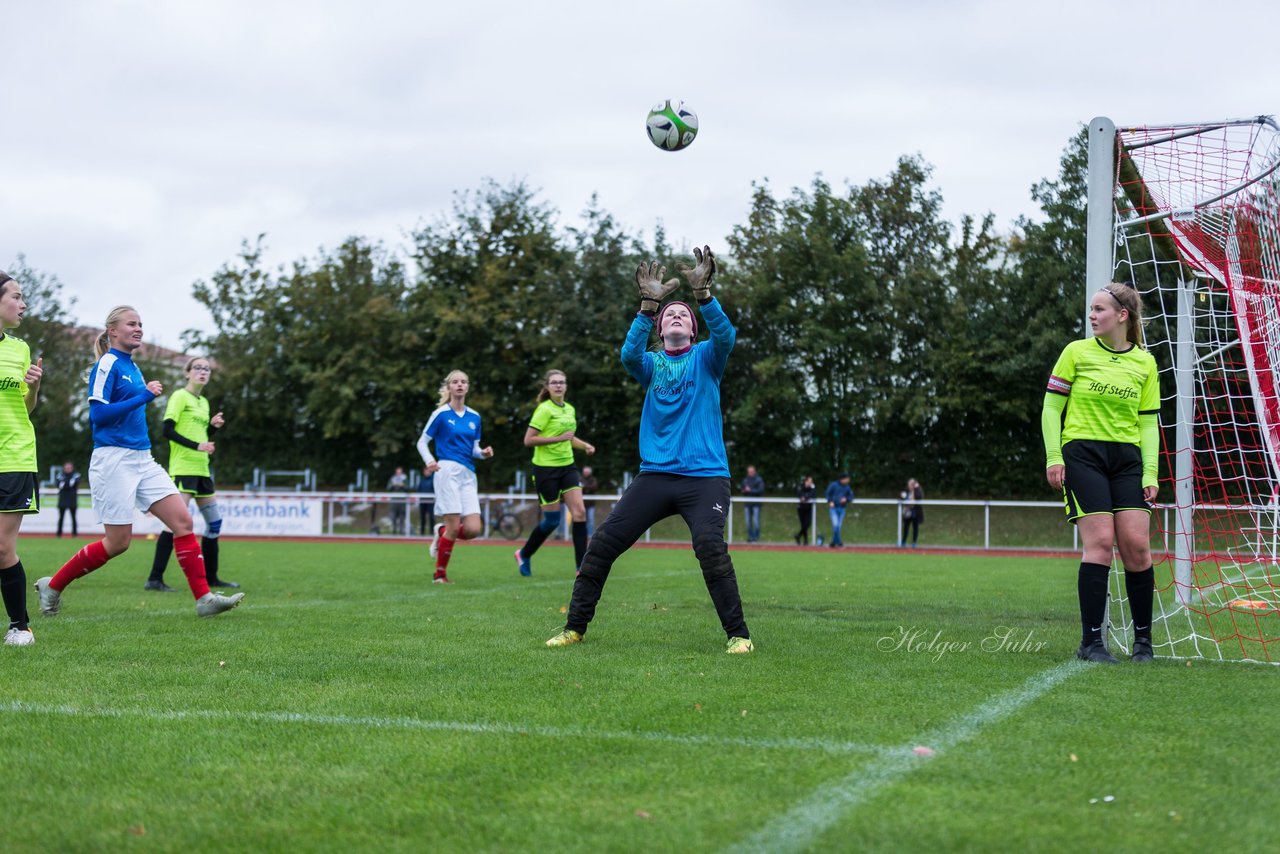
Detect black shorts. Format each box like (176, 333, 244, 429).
(0, 472, 39, 514)
(1061, 440, 1149, 523)
(174, 475, 216, 498)
(531, 464, 581, 506)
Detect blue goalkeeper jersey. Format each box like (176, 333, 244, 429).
(621, 297, 734, 477)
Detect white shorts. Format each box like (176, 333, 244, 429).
(90, 446, 179, 525)
(433, 460, 481, 517)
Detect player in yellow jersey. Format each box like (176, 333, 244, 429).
(146, 357, 238, 590)
(0, 272, 42, 645)
(1042, 282, 1160, 664)
(514, 369, 596, 577)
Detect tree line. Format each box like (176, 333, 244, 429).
(15, 130, 1092, 499)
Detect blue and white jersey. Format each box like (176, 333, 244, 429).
(88, 349, 155, 450)
(417, 404, 484, 472)
(621, 297, 734, 477)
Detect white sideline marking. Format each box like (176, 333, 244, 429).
(723, 661, 1085, 854)
(0, 700, 892, 757)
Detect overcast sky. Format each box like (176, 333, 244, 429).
(4, 0, 1276, 350)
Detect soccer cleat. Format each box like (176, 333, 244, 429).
(195, 591, 244, 617)
(1075, 640, 1119, 664)
(726, 636, 754, 654)
(515, 549, 531, 577)
(3, 627, 34, 646)
(144, 580, 178, 592)
(1130, 638, 1154, 663)
(545, 629, 583, 648)
(432, 571, 452, 584)
(428, 523, 446, 558)
(34, 577, 61, 617)
(208, 579, 241, 589)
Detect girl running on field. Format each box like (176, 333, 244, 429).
(416, 370, 494, 584)
(514, 369, 596, 577)
(35, 306, 244, 619)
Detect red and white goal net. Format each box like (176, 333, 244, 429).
(1107, 116, 1280, 662)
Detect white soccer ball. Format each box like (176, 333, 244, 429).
(646, 100, 699, 152)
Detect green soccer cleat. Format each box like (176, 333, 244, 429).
(545, 629, 583, 648)
(726, 636, 754, 654)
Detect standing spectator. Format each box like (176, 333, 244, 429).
(580, 465, 599, 536)
(900, 478, 924, 548)
(1042, 282, 1159, 664)
(740, 465, 764, 543)
(386, 466, 409, 534)
(546, 246, 753, 653)
(0, 271, 42, 646)
(56, 461, 81, 539)
(35, 306, 243, 619)
(825, 472, 854, 548)
(416, 369, 494, 584)
(415, 467, 435, 536)
(795, 475, 816, 545)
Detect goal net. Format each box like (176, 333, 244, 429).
(1098, 116, 1280, 663)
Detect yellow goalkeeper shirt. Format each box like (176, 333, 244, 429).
(1042, 337, 1161, 483)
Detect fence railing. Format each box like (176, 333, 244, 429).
(32, 489, 1084, 551)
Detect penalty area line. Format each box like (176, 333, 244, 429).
(0, 699, 895, 757)
(722, 660, 1086, 854)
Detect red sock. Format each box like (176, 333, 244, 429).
(174, 533, 210, 599)
(50, 541, 110, 591)
(437, 537, 456, 571)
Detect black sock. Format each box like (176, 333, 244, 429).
(149, 531, 174, 582)
(202, 537, 220, 582)
(1125, 566, 1155, 641)
(520, 526, 551, 561)
(1078, 562, 1110, 646)
(0, 561, 29, 630)
(572, 521, 588, 569)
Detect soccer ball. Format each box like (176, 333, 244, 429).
(646, 100, 698, 152)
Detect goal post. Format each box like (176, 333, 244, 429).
(1088, 115, 1280, 663)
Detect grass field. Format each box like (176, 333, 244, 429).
(2, 536, 1276, 852)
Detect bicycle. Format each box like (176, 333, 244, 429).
(489, 495, 533, 540)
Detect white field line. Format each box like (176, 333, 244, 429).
(0, 699, 894, 757)
(51, 571, 686, 623)
(723, 660, 1086, 854)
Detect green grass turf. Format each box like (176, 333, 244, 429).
(0, 537, 1275, 852)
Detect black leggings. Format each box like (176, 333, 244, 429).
(902, 516, 920, 545)
(565, 473, 748, 638)
(796, 505, 811, 544)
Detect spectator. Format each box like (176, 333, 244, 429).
(416, 468, 436, 536)
(900, 477, 924, 548)
(580, 465, 599, 536)
(386, 466, 409, 534)
(825, 472, 854, 548)
(795, 475, 816, 545)
(740, 465, 764, 543)
(56, 461, 81, 539)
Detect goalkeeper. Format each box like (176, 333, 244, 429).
(1041, 282, 1159, 665)
(546, 246, 752, 654)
